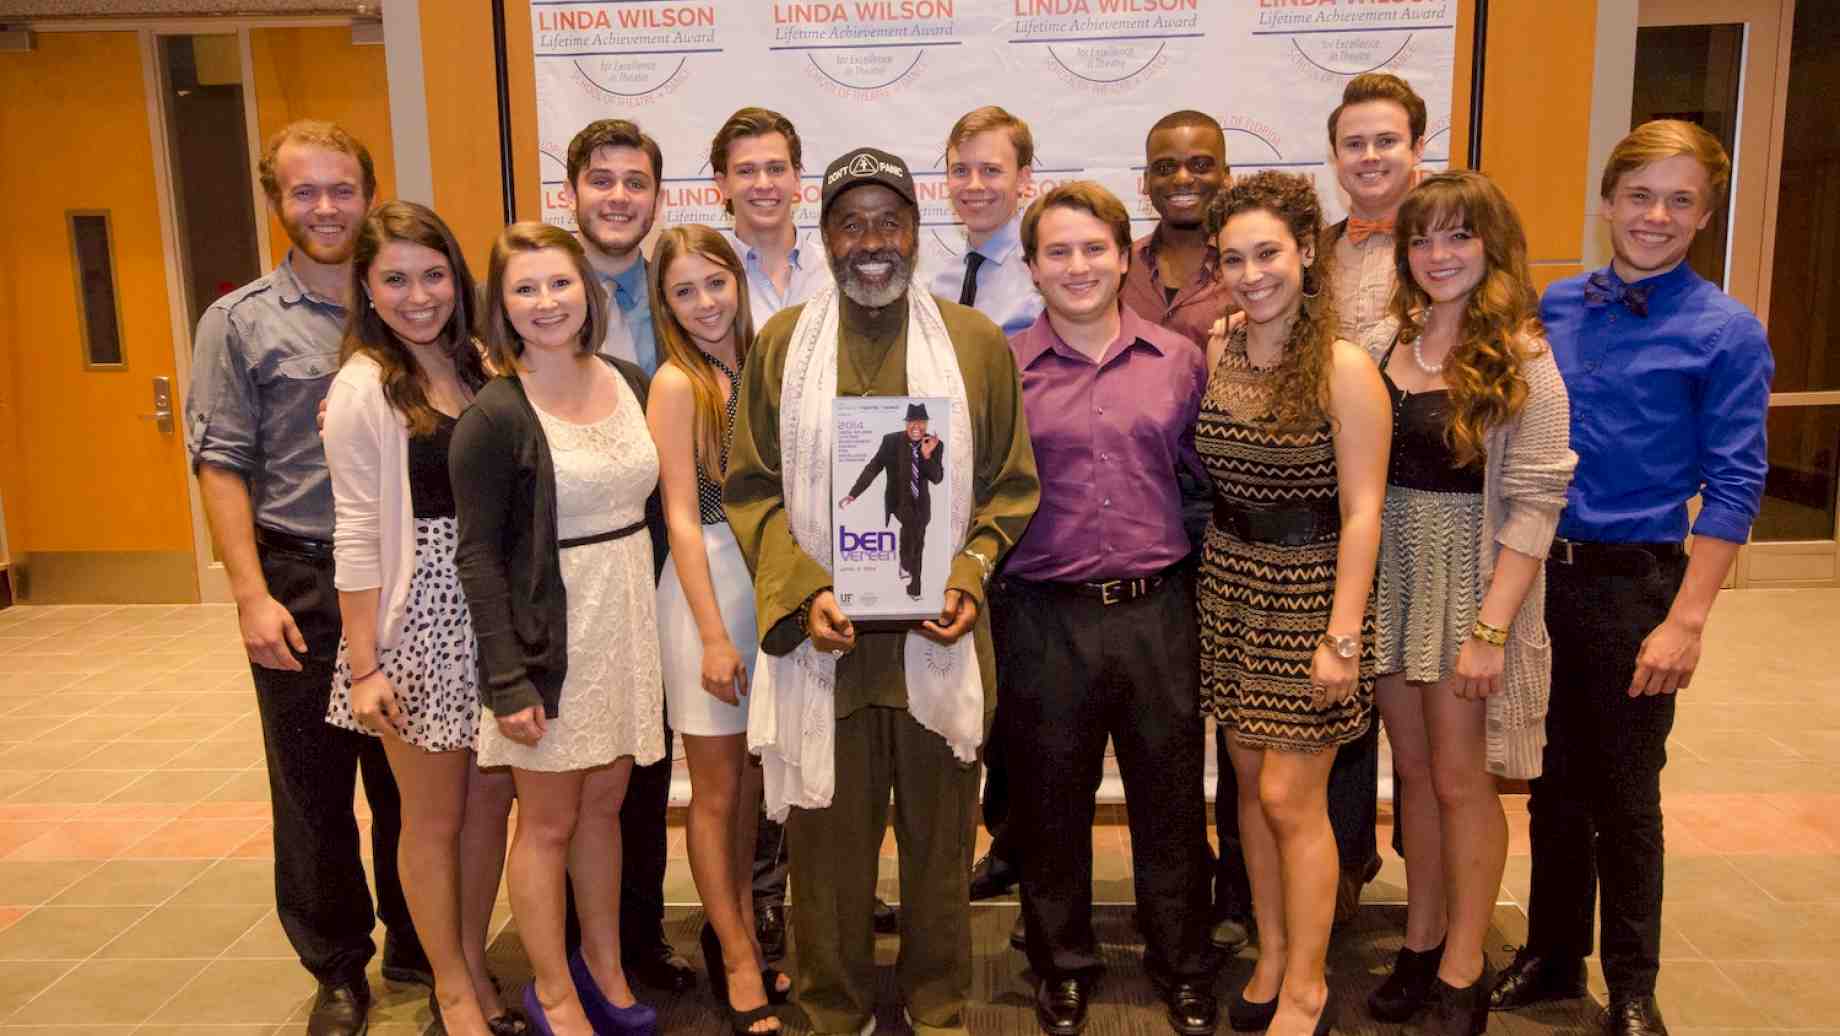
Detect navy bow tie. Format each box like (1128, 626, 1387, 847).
(1584, 271, 1650, 317)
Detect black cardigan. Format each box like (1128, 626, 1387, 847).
(451, 356, 666, 718)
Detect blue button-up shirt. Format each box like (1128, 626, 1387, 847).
(1544, 262, 1773, 545)
(597, 256, 656, 375)
(184, 252, 346, 541)
(718, 227, 833, 331)
(927, 216, 1043, 337)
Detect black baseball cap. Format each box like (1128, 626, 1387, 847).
(820, 147, 916, 219)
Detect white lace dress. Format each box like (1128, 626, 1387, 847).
(475, 377, 666, 772)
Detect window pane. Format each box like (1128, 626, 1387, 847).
(1753, 405, 1840, 543)
(1764, 3, 1840, 393)
(1632, 23, 1742, 288)
(69, 212, 123, 367)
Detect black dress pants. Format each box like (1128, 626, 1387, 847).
(996, 574, 1212, 982)
(252, 544, 412, 985)
(897, 515, 926, 595)
(1527, 549, 1686, 999)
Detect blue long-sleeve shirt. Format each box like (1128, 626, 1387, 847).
(1543, 262, 1773, 546)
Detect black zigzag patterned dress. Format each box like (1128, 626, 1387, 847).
(1196, 333, 1374, 751)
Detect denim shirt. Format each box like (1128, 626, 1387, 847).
(184, 253, 347, 540)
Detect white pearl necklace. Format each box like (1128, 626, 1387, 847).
(1412, 337, 1446, 376)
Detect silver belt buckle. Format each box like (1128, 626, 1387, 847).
(1554, 538, 1577, 565)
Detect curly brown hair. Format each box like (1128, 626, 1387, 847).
(340, 201, 487, 437)
(1206, 170, 1341, 428)
(1389, 171, 1544, 468)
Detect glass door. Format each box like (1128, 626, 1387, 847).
(1636, 0, 1837, 587)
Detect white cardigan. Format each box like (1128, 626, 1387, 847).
(324, 354, 417, 651)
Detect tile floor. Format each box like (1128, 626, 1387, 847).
(0, 588, 1832, 1035)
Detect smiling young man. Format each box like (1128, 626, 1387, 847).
(726, 145, 1038, 1036)
(927, 106, 1045, 336)
(1489, 120, 1772, 1036)
(1321, 72, 1428, 355)
(712, 107, 834, 329)
(564, 118, 663, 373)
(185, 121, 423, 1036)
(1000, 182, 1215, 1036)
(1119, 110, 1233, 349)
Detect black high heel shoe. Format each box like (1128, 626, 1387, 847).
(701, 922, 791, 1007)
(700, 923, 784, 1035)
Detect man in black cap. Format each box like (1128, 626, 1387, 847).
(840, 402, 944, 598)
(726, 145, 1039, 1036)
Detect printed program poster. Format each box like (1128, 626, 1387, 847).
(831, 396, 954, 622)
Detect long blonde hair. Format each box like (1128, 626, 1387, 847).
(1207, 170, 1341, 428)
(1389, 170, 1543, 468)
(649, 226, 755, 480)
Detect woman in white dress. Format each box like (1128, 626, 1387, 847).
(644, 227, 788, 1036)
(451, 223, 665, 1036)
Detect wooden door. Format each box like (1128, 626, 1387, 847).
(0, 31, 199, 602)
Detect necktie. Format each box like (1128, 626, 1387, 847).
(1344, 216, 1396, 245)
(1583, 270, 1651, 317)
(910, 442, 921, 501)
(958, 251, 986, 307)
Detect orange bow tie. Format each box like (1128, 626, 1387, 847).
(1345, 216, 1396, 245)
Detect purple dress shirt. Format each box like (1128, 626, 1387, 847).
(1003, 306, 1207, 583)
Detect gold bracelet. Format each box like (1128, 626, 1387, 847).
(1471, 620, 1509, 647)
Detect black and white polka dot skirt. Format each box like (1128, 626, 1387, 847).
(328, 516, 481, 753)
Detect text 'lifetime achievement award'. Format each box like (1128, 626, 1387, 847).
(831, 397, 954, 623)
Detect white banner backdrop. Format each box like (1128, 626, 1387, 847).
(531, 0, 1459, 269)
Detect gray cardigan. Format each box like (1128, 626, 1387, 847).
(1478, 343, 1576, 778)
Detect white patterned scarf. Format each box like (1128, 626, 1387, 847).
(747, 282, 984, 822)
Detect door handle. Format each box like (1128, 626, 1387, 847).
(141, 375, 174, 435)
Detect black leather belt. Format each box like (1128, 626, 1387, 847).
(1005, 567, 1176, 607)
(1548, 537, 1686, 568)
(255, 525, 334, 561)
(1212, 497, 1342, 546)
(560, 518, 648, 550)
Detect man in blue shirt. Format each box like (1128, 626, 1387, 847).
(559, 118, 693, 991)
(1489, 121, 1772, 1036)
(563, 118, 661, 374)
(711, 106, 833, 331)
(927, 105, 1046, 337)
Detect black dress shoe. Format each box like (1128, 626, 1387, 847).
(1488, 947, 1586, 1011)
(625, 936, 698, 992)
(756, 902, 787, 962)
(1156, 978, 1219, 1036)
(1605, 995, 1669, 1036)
(969, 851, 1019, 901)
(873, 897, 899, 934)
(1367, 939, 1444, 1022)
(1035, 977, 1091, 1036)
(381, 929, 434, 987)
(308, 978, 371, 1036)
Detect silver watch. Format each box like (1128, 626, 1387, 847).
(1318, 632, 1359, 659)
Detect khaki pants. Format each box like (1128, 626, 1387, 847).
(788, 705, 980, 1034)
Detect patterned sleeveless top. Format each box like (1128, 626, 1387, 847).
(695, 351, 740, 526)
(1196, 328, 1337, 512)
